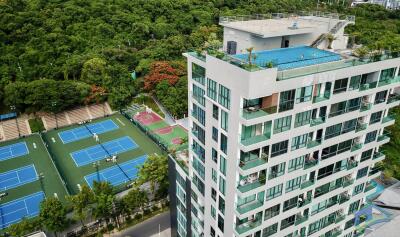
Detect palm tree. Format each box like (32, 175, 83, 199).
(246, 47, 255, 66)
(66, 185, 94, 229)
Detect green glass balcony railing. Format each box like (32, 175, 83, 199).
(347, 161, 359, 170)
(313, 94, 330, 103)
(351, 143, 363, 152)
(310, 117, 326, 126)
(382, 114, 395, 124)
(237, 178, 266, 193)
(359, 81, 377, 91)
(301, 179, 315, 189)
(241, 132, 271, 146)
(298, 198, 312, 208)
(355, 122, 367, 132)
(242, 106, 277, 120)
(373, 152, 384, 160)
(360, 102, 372, 112)
(377, 134, 390, 142)
(378, 76, 400, 87)
(369, 167, 382, 176)
(335, 214, 346, 223)
(235, 218, 262, 234)
(331, 229, 343, 237)
(364, 184, 375, 193)
(342, 178, 355, 188)
(295, 214, 309, 226)
(307, 139, 322, 148)
(304, 159, 318, 170)
(236, 200, 264, 215)
(339, 194, 350, 204)
(239, 156, 267, 171)
(387, 94, 400, 104)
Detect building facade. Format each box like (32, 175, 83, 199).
(171, 12, 400, 237)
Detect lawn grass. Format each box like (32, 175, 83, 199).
(132, 95, 164, 118)
(42, 113, 163, 194)
(0, 135, 69, 204)
(28, 118, 45, 133)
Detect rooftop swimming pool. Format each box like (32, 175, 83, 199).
(233, 46, 342, 71)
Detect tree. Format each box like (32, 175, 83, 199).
(143, 61, 182, 91)
(123, 188, 149, 215)
(80, 57, 109, 86)
(135, 154, 168, 199)
(39, 197, 68, 237)
(7, 218, 42, 237)
(67, 185, 94, 228)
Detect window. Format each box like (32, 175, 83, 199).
(217, 215, 224, 233)
(266, 184, 283, 200)
(380, 67, 396, 81)
(360, 149, 373, 162)
(344, 219, 355, 230)
(212, 127, 218, 142)
(221, 110, 228, 131)
(279, 90, 295, 112)
(273, 115, 292, 134)
(356, 167, 369, 179)
(211, 169, 217, 183)
(347, 97, 361, 111)
(262, 223, 278, 237)
(192, 174, 204, 195)
(375, 90, 388, 104)
(295, 86, 313, 103)
(192, 103, 205, 125)
(210, 227, 216, 237)
(218, 84, 230, 109)
(192, 84, 205, 106)
(353, 183, 365, 196)
(281, 215, 295, 230)
(218, 196, 225, 214)
(211, 188, 217, 201)
(294, 110, 312, 127)
(286, 176, 302, 193)
(342, 119, 357, 134)
(325, 123, 342, 139)
(370, 111, 382, 124)
(192, 140, 205, 162)
(271, 140, 288, 157)
(211, 148, 218, 163)
(365, 130, 377, 144)
(212, 104, 219, 119)
(288, 156, 305, 172)
(220, 133, 227, 154)
(349, 75, 361, 90)
(264, 204, 280, 220)
(348, 200, 360, 214)
(219, 176, 226, 195)
(283, 196, 298, 212)
(193, 157, 205, 179)
(291, 133, 309, 150)
(269, 162, 285, 179)
(192, 63, 205, 85)
(211, 205, 216, 219)
(333, 78, 348, 94)
(207, 78, 217, 101)
(219, 156, 226, 176)
(192, 122, 205, 144)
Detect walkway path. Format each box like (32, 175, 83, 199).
(152, 96, 175, 125)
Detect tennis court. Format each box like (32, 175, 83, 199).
(0, 165, 38, 191)
(0, 191, 45, 230)
(70, 136, 138, 167)
(84, 155, 148, 188)
(58, 119, 119, 144)
(0, 142, 29, 162)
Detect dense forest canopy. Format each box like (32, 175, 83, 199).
(1, 1, 400, 176)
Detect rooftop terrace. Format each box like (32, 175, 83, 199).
(233, 46, 342, 70)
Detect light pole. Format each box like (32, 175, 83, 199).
(93, 161, 101, 182)
(10, 105, 20, 137)
(52, 101, 58, 129)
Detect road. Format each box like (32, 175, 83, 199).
(111, 211, 171, 237)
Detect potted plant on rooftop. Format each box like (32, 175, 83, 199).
(326, 33, 337, 50)
(354, 46, 369, 62)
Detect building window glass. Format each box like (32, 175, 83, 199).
(286, 176, 302, 193)
(365, 130, 377, 144)
(192, 84, 205, 106)
(218, 196, 225, 214)
(192, 122, 205, 144)
(266, 184, 283, 200)
(207, 78, 218, 101)
(353, 183, 365, 196)
(192, 63, 205, 85)
(333, 78, 348, 94)
(218, 84, 230, 109)
(219, 156, 226, 176)
(262, 223, 278, 237)
(291, 133, 310, 151)
(269, 162, 285, 179)
(212, 148, 218, 163)
(212, 127, 218, 142)
(380, 67, 396, 81)
(211, 188, 217, 201)
(288, 156, 305, 172)
(212, 169, 217, 183)
(273, 115, 292, 134)
(360, 149, 373, 162)
(264, 204, 280, 220)
(192, 103, 205, 125)
(342, 119, 357, 134)
(219, 176, 226, 195)
(370, 111, 382, 124)
(325, 123, 342, 139)
(193, 157, 205, 179)
(192, 140, 205, 162)
(220, 133, 227, 154)
(294, 110, 312, 127)
(295, 86, 313, 103)
(349, 75, 361, 90)
(221, 110, 228, 132)
(279, 89, 295, 112)
(271, 140, 288, 157)
(212, 104, 219, 119)
(356, 167, 369, 179)
(375, 90, 388, 104)
(217, 214, 224, 233)
(348, 200, 360, 214)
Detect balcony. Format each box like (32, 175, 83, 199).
(382, 114, 395, 124)
(359, 81, 377, 91)
(307, 139, 322, 148)
(377, 133, 390, 142)
(235, 217, 262, 235)
(364, 183, 375, 193)
(298, 197, 312, 208)
(331, 229, 343, 237)
(342, 178, 355, 188)
(351, 143, 363, 152)
(239, 155, 267, 171)
(242, 106, 277, 120)
(339, 194, 351, 204)
(295, 214, 309, 226)
(378, 76, 400, 87)
(369, 167, 382, 176)
(236, 200, 264, 215)
(360, 102, 372, 112)
(304, 159, 318, 170)
(355, 122, 367, 132)
(347, 161, 359, 170)
(301, 179, 315, 189)
(310, 116, 326, 126)
(335, 213, 346, 223)
(373, 151, 384, 160)
(241, 132, 271, 146)
(237, 177, 266, 194)
(313, 93, 330, 103)
(387, 94, 400, 104)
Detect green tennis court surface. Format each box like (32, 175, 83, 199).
(43, 113, 162, 194)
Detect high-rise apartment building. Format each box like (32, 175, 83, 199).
(169, 12, 400, 237)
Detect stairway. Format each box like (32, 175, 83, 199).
(310, 20, 347, 48)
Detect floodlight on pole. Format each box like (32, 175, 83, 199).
(10, 105, 21, 137)
(52, 101, 58, 129)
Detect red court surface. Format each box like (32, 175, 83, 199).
(154, 126, 173, 135)
(172, 137, 183, 145)
(133, 111, 162, 125)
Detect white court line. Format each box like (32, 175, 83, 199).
(116, 118, 125, 126)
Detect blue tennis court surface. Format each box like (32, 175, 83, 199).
(0, 142, 29, 162)
(0, 165, 38, 191)
(71, 136, 137, 167)
(85, 155, 148, 188)
(0, 191, 44, 230)
(59, 119, 119, 144)
(233, 45, 342, 70)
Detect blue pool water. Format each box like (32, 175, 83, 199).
(233, 46, 342, 70)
